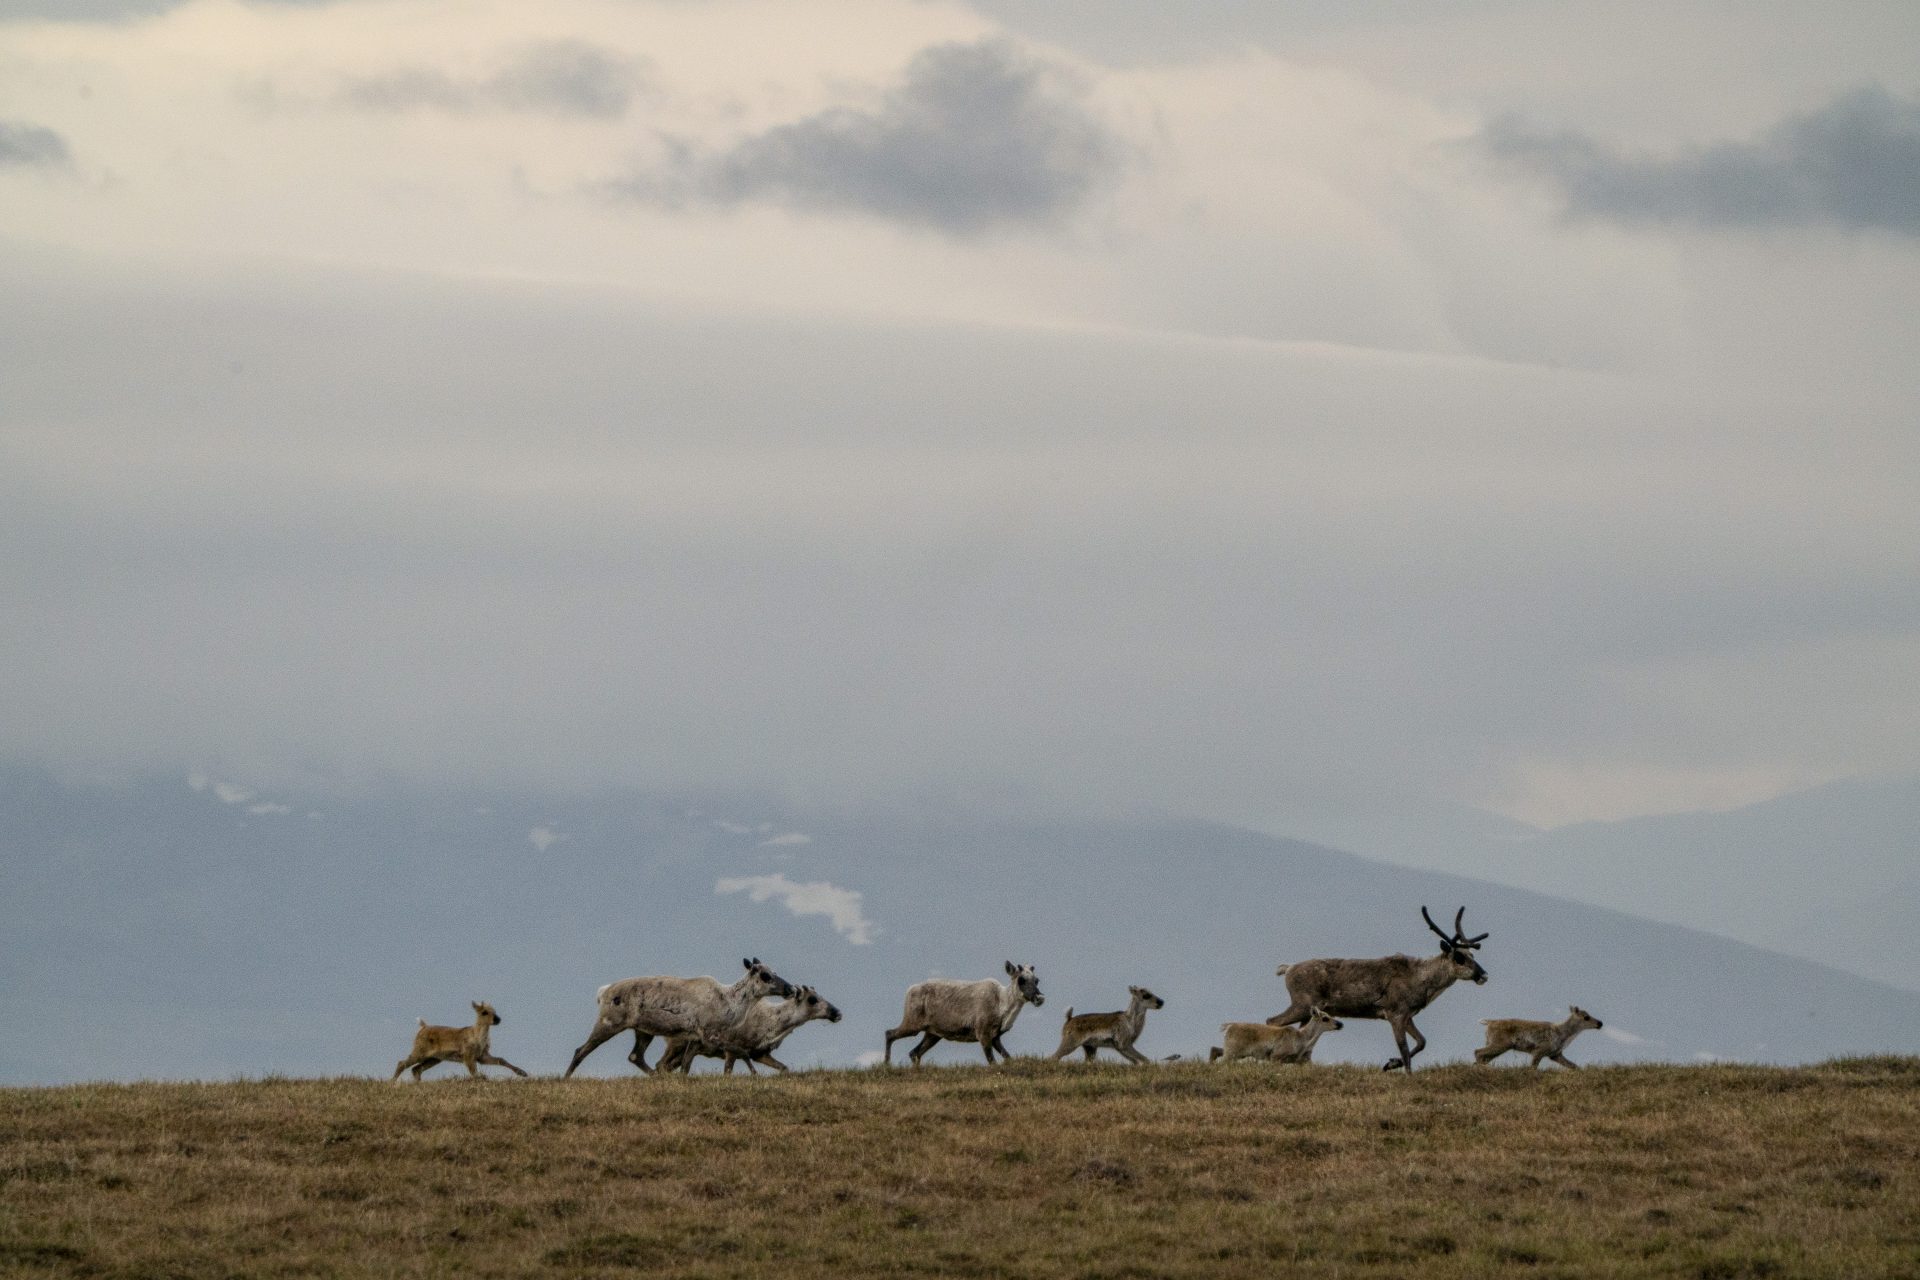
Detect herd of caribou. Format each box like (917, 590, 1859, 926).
(393, 905, 1605, 1081)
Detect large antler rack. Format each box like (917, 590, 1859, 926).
(1422, 905, 1489, 951)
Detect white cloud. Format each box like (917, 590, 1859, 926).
(212, 782, 255, 805)
(760, 832, 812, 846)
(1600, 1026, 1646, 1045)
(246, 801, 292, 816)
(1692, 1051, 1723, 1063)
(529, 825, 566, 852)
(186, 772, 209, 792)
(855, 1050, 884, 1067)
(714, 873, 877, 944)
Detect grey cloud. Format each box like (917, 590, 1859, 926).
(3, 248, 1916, 830)
(618, 39, 1124, 234)
(338, 40, 644, 118)
(0, 0, 170, 17)
(1484, 85, 1920, 235)
(2, 0, 341, 17)
(0, 120, 71, 169)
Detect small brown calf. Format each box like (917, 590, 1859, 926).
(392, 1001, 528, 1082)
(1210, 1007, 1343, 1063)
(1051, 986, 1164, 1064)
(1475, 1006, 1603, 1069)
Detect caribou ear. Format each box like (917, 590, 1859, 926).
(1005, 960, 1017, 976)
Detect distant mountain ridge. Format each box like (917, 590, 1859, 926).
(5, 767, 1920, 1084)
(1456, 776, 1920, 992)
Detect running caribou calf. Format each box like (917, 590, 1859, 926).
(564, 958, 793, 1077)
(1269, 906, 1490, 1072)
(1476, 1006, 1604, 1069)
(1051, 986, 1164, 1064)
(392, 1002, 528, 1082)
(1210, 1007, 1343, 1063)
(883, 962, 1045, 1066)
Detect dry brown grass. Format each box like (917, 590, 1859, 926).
(3, 1058, 1918, 1278)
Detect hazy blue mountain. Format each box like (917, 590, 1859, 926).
(1458, 776, 1920, 992)
(5, 768, 1918, 1085)
(1242, 793, 1540, 878)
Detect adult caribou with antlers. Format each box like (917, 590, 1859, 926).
(1267, 906, 1489, 1072)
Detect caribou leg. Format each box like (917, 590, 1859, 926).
(882, 1022, 920, 1066)
(1266, 1001, 1312, 1028)
(564, 1024, 623, 1078)
(908, 1032, 942, 1066)
(1384, 1016, 1419, 1072)
(626, 1030, 656, 1074)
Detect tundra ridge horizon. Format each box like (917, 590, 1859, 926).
(4, 1058, 1916, 1279)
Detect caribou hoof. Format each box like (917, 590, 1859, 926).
(1382, 1057, 1405, 1072)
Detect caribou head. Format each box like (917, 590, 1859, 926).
(1423, 906, 1490, 985)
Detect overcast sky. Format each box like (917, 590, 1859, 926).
(2, 0, 1917, 831)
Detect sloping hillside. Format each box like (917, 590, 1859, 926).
(5, 769, 1920, 1083)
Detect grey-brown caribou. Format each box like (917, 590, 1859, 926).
(1267, 907, 1489, 1072)
(656, 985, 844, 1075)
(883, 962, 1045, 1066)
(563, 958, 793, 1077)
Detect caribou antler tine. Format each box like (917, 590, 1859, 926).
(1422, 906, 1452, 944)
(1452, 907, 1468, 939)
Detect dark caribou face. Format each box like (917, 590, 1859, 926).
(796, 986, 841, 1021)
(1130, 986, 1165, 1010)
(743, 957, 794, 998)
(1005, 961, 1044, 1006)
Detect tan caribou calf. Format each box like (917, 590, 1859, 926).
(1210, 1007, 1343, 1063)
(392, 1002, 528, 1082)
(1475, 1006, 1603, 1069)
(1051, 986, 1165, 1064)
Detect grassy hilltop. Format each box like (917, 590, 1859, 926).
(3, 1059, 1918, 1279)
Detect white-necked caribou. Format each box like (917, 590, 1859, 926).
(1267, 906, 1489, 1072)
